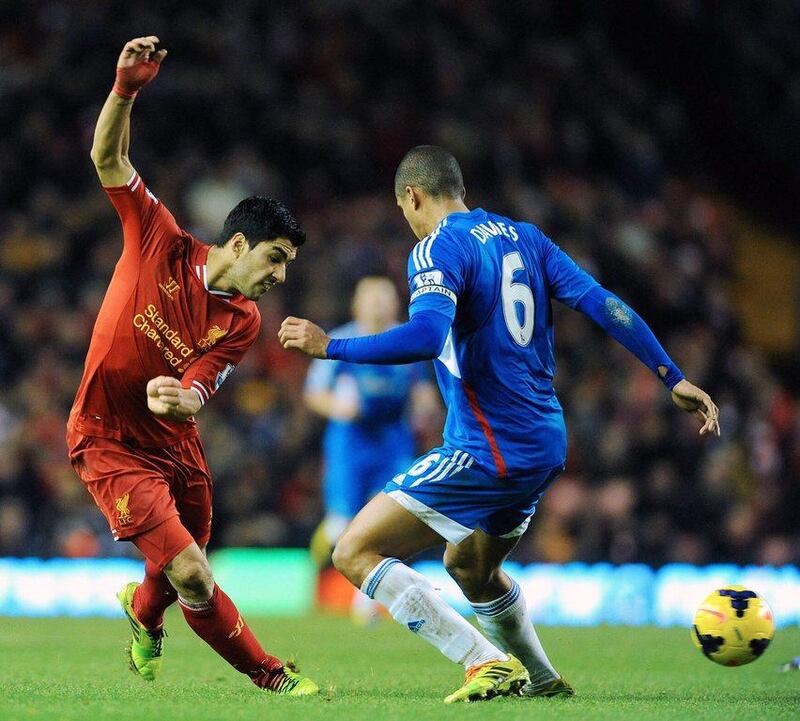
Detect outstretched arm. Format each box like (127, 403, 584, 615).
(279, 310, 451, 364)
(90, 36, 166, 187)
(575, 285, 684, 387)
(575, 285, 720, 436)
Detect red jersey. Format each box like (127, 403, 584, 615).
(68, 170, 260, 446)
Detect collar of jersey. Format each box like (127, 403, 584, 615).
(194, 245, 234, 300)
(442, 207, 485, 224)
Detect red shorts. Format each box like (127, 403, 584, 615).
(67, 428, 213, 567)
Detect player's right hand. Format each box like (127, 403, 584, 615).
(113, 36, 167, 98)
(670, 379, 720, 436)
(146, 375, 200, 422)
(278, 317, 331, 359)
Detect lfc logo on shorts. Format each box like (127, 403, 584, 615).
(198, 324, 228, 351)
(115, 493, 133, 526)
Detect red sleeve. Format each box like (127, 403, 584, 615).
(180, 313, 261, 406)
(104, 170, 182, 259)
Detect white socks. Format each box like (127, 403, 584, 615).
(471, 579, 558, 688)
(362, 558, 507, 669)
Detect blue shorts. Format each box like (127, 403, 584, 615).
(383, 446, 563, 544)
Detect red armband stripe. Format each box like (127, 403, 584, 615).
(191, 380, 210, 403)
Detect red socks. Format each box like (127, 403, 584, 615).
(133, 563, 281, 687)
(132, 560, 178, 630)
(179, 584, 282, 684)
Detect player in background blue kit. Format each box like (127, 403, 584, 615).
(304, 276, 439, 623)
(280, 146, 721, 703)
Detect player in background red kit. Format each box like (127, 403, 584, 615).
(66, 36, 319, 696)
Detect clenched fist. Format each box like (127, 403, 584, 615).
(146, 375, 201, 422)
(278, 317, 330, 358)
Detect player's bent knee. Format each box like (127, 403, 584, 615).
(444, 557, 494, 596)
(175, 561, 213, 599)
(331, 535, 357, 579)
(165, 551, 214, 601)
(443, 559, 469, 585)
(332, 533, 374, 588)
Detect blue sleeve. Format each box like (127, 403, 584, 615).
(576, 285, 685, 389)
(325, 228, 466, 364)
(530, 226, 599, 308)
(407, 226, 467, 319)
(326, 310, 451, 365)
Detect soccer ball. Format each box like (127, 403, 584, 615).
(691, 585, 775, 666)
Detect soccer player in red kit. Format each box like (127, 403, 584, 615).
(66, 36, 319, 696)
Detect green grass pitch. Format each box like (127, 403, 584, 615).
(2, 613, 798, 721)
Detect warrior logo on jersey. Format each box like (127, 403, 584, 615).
(158, 276, 181, 301)
(115, 493, 133, 526)
(198, 325, 228, 351)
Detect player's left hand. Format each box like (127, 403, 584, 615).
(146, 376, 201, 421)
(278, 317, 330, 358)
(113, 36, 167, 99)
(670, 378, 721, 437)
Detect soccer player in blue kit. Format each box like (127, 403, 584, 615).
(280, 146, 721, 703)
(304, 276, 438, 622)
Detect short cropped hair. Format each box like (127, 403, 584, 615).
(394, 145, 465, 199)
(218, 196, 306, 248)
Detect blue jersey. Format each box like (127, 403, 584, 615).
(407, 208, 598, 478)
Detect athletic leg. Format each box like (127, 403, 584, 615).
(333, 492, 508, 668)
(132, 519, 317, 695)
(131, 559, 177, 630)
(160, 437, 318, 695)
(160, 534, 281, 681)
(67, 432, 180, 681)
(443, 530, 566, 693)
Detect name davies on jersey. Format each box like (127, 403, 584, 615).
(469, 220, 518, 244)
(133, 303, 195, 371)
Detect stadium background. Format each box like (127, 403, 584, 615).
(1, 0, 799, 622)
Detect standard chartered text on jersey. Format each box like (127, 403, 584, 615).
(133, 303, 195, 370)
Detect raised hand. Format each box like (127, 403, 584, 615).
(113, 36, 167, 99)
(670, 379, 721, 436)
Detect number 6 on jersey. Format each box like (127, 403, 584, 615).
(502, 251, 534, 347)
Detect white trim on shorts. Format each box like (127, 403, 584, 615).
(387, 490, 474, 545)
(499, 515, 532, 539)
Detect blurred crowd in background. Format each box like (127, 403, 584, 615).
(0, 1, 798, 567)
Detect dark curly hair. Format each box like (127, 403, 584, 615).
(217, 196, 306, 248)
